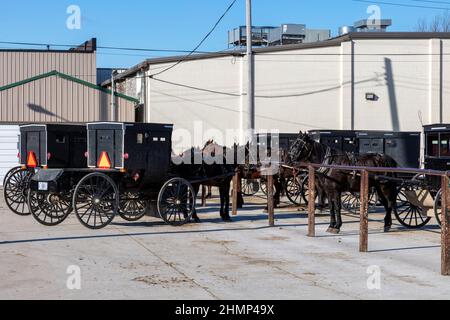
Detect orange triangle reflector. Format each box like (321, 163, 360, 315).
(98, 152, 112, 169)
(27, 151, 38, 168)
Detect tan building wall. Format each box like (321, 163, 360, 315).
(0, 50, 96, 87)
(0, 71, 137, 123)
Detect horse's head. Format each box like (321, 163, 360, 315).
(288, 131, 315, 164)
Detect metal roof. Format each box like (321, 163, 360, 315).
(101, 32, 450, 87)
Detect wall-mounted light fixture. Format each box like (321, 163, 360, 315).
(366, 93, 379, 101)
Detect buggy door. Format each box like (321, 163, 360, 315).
(20, 126, 47, 167)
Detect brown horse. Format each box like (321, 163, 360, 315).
(288, 132, 398, 234)
(172, 140, 240, 223)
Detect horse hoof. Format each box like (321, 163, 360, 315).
(328, 228, 340, 234)
(384, 226, 391, 233)
(222, 217, 233, 223)
(193, 218, 201, 223)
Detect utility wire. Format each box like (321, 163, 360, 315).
(149, 0, 238, 78)
(412, 0, 450, 5)
(353, 0, 450, 10)
(0, 41, 214, 54)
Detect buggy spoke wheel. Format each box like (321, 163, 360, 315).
(158, 178, 195, 226)
(260, 178, 275, 196)
(434, 190, 443, 226)
(300, 175, 318, 206)
(395, 186, 431, 229)
(285, 176, 303, 206)
(28, 191, 72, 226)
(342, 190, 378, 214)
(241, 179, 259, 196)
(119, 192, 147, 222)
(4, 168, 31, 216)
(73, 173, 118, 230)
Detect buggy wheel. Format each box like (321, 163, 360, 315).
(241, 179, 259, 196)
(260, 178, 275, 196)
(434, 189, 443, 226)
(28, 191, 72, 226)
(395, 186, 431, 229)
(158, 178, 196, 226)
(285, 176, 303, 206)
(300, 175, 317, 206)
(341, 190, 378, 214)
(3, 166, 20, 187)
(4, 168, 31, 216)
(73, 173, 119, 230)
(119, 192, 147, 222)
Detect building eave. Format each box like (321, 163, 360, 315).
(101, 32, 450, 86)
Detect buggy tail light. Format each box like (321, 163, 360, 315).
(47, 153, 52, 161)
(84, 152, 89, 158)
(26, 151, 38, 168)
(17, 152, 20, 159)
(98, 152, 112, 169)
(124, 153, 129, 160)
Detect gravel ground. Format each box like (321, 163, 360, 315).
(0, 191, 448, 300)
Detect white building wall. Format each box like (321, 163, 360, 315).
(352, 39, 433, 131)
(146, 56, 242, 152)
(0, 125, 19, 187)
(254, 46, 342, 132)
(141, 36, 450, 153)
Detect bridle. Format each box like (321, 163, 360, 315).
(291, 138, 314, 163)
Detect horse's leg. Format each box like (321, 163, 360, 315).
(192, 184, 201, 223)
(221, 182, 232, 222)
(274, 177, 282, 208)
(327, 195, 337, 233)
(333, 192, 343, 233)
(384, 183, 397, 232)
(375, 184, 392, 232)
(237, 191, 244, 209)
(218, 184, 225, 219)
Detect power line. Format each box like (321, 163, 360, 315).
(412, 0, 450, 5)
(0, 40, 215, 54)
(149, 0, 238, 78)
(353, 0, 450, 10)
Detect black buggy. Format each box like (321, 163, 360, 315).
(3, 124, 87, 217)
(26, 122, 197, 229)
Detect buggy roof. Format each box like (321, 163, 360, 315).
(19, 123, 86, 133)
(309, 130, 420, 138)
(86, 122, 173, 132)
(424, 124, 450, 132)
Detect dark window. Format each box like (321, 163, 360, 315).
(427, 133, 439, 157)
(441, 134, 450, 157)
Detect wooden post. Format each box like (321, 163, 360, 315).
(232, 173, 239, 216)
(441, 175, 450, 276)
(201, 185, 207, 207)
(267, 174, 275, 226)
(360, 170, 369, 253)
(308, 166, 316, 237)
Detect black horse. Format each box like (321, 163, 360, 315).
(172, 141, 240, 223)
(288, 132, 398, 234)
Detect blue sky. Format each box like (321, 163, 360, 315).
(0, 0, 449, 68)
